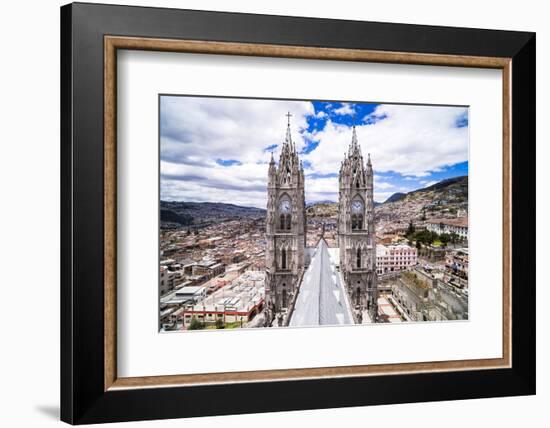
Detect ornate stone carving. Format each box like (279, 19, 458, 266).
(337, 126, 378, 319)
(265, 114, 306, 318)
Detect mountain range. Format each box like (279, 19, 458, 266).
(375, 175, 468, 224)
(382, 175, 468, 205)
(160, 201, 266, 227)
(161, 175, 467, 227)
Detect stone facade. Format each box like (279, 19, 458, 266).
(338, 126, 378, 319)
(265, 116, 306, 318)
(390, 269, 468, 321)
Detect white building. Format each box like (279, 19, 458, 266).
(376, 244, 418, 275)
(426, 218, 468, 239)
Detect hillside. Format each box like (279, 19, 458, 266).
(384, 175, 468, 205)
(160, 176, 467, 229)
(384, 192, 406, 204)
(376, 175, 468, 226)
(305, 176, 468, 228)
(160, 201, 266, 228)
(306, 202, 338, 218)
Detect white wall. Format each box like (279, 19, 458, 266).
(0, 1, 546, 427)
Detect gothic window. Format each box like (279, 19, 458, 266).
(351, 199, 364, 230)
(282, 286, 287, 308)
(279, 214, 291, 230)
(356, 248, 362, 268)
(281, 248, 287, 270)
(279, 197, 292, 231)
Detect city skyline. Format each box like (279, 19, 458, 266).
(160, 96, 469, 207)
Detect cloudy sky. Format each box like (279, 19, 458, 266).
(160, 96, 468, 208)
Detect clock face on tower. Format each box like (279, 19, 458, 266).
(351, 200, 363, 214)
(279, 199, 292, 214)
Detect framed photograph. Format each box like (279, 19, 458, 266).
(61, 2, 536, 424)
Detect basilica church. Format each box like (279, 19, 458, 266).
(265, 114, 378, 327)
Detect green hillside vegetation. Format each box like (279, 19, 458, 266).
(306, 202, 338, 217)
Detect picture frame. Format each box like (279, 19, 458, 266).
(61, 2, 535, 424)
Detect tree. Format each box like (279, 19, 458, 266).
(440, 233, 451, 246)
(406, 221, 415, 237)
(188, 317, 203, 330)
(414, 229, 434, 245)
(449, 232, 459, 244)
(416, 240, 422, 250)
(215, 318, 225, 329)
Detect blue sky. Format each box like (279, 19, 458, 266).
(160, 96, 469, 207)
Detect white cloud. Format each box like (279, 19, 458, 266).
(160, 97, 468, 207)
(160, 96, 315, 207)
(161, 96, 313, 166)
(161, 160, 269, 207)
(304, 104, 468, 177)
(374, 181, 395, 190)
(332, 103, 355, 116)
(304, 175, 339, 203)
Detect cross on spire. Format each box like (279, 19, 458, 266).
(286, 111, 292, 125)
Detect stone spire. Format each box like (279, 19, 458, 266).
(348, 125, 362, 158)
(351, 125, 358, 149)
(284, 111, 295, 153)
(366, 153, 373, 195)
(268, 151, 276, 184)
(337, 124, 378, 322)
(264, 112, 306, 321)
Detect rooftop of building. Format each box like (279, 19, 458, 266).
(289, 239, 354, 327)
(175, 286, 207, 295)
(427, 217, 468, 228)
(184, 271, 265, 313)
(376, 243, 416, 252)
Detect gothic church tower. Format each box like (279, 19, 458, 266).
(265, 113, 306, 319)
(338, 126, 378, 320)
